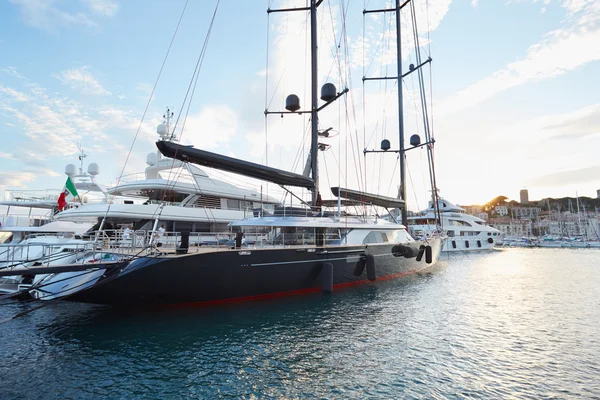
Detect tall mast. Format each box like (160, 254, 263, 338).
(310, 0, 319, 206)
(266, 1, 346, 208)
(394, 0, 407, 226)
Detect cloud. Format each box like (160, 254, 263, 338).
(54, 66, 111, 95)
(0, 86, 30, 102)
(0, 67, 156, 184)
(0, 171, 37, 188)
(528, 165, 600, 187)
(135, 82, 153, 95)
(437, 1, 600, 116)
(545, 104, 600, 139)
(181, 105, 239, 151)
(82, 0, 119, 17)
(432, 102, 600, 203)
(239, 1, 452, 202)
(9, 0, 119, 33)
(0, 152, 15, 159)
(353, 0, 452, 72)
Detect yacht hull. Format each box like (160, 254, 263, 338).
(65, 239, 443, 307)
(442, 236, 497, 252)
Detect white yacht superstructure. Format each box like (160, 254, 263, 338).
(53, 113, 280, 234)
(408, 198, 502, 252)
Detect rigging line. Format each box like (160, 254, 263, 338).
(325, 0, 339, 82)
(425, 0, 432, 58)
(345, 93, 364, 193)
(382, 148, 399, 200)
(405, 154, 420, 214)
(143, 1, 221, 229)
(333, 0, 361, 196)
(290, 119, 312, 174)
(326, 130, 347, 184)
(364, 82, 397, 147)
(265, 6, 270, 190)
(401, 78, 421, 135)
(376, 10, 392, 197)
(101, 0, 189, 222)
(161, 0, 221, 210)
(167, 0, 220, 147)
(362, 7, 366, 194)
(322, 151, 332, 201)
(265, 2, 270, 113)
(410, 1, 440, 224)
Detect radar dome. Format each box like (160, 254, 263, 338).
(65, 164, 77, 176)
(146, 153, 158, 165)
(87, 163, 100, 176)
(157, 123, 169, 137)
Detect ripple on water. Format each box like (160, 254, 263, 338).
(1, 249, 599, 399)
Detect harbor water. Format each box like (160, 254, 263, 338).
(1, 248, 599, 399)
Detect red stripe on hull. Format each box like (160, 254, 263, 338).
(162, 267, 426, 310)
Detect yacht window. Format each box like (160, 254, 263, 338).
(226, 199, 240, 210)
(364, 231, 386, 244)
(477, 240, 481, 247)
(488, 232, 491, 236)
(450, 220, 471, 226)
(452, 240, 456, 249)
(447, 230, 455, 237)
(465, 241, 470, 248)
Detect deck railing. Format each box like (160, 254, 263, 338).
(0, 228, 346, 270)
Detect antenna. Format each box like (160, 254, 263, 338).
(157, 107, 177, 142)
(77, 143, 87, 175)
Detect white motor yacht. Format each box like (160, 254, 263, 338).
(53, 113, 281, 242)
(408, 198, 502, 252)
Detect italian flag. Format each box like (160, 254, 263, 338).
(57, 177, 79, 211)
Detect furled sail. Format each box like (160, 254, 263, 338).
(330, 187, 405, 209)
(156, 141, 315, 189)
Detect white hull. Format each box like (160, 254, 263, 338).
(442, 236, 496, 252)
(408, 197, 502, 253)
(54, 202, 250, 223)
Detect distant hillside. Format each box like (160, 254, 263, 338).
(536, 197, 600, 212)
(481, 195, 600, 212)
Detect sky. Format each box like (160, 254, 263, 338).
(0, 0, 598, 212)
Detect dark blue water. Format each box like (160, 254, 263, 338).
(1, 249, 599, 399)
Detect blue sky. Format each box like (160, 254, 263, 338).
(0, 0, 598, 211)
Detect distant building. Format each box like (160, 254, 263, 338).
(512, 207, 541, 219)
(489, 217, 532, 237)
(462, 205, 483, 215)
(520, 189, 529, 204)
(495, 206, 508, 216)
(476, 212, 489, 221)
(597, 189, 600, 199)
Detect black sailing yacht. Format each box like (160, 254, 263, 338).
(9, 0, 445, 307)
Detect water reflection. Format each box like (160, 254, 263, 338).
(1, 250, 599, 399)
